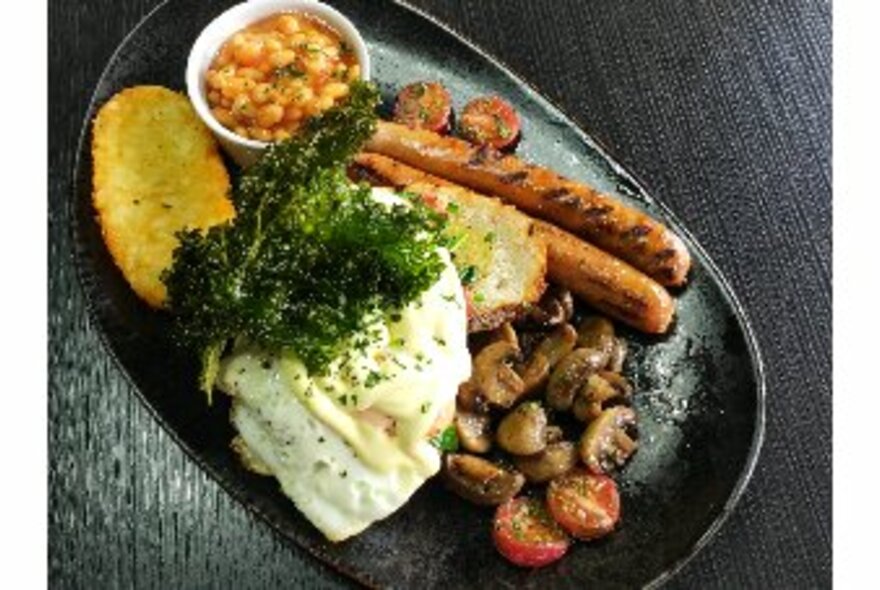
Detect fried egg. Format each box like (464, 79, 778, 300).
(216, 194, 470, 541)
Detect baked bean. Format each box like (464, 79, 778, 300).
(205, 12, 360, 142)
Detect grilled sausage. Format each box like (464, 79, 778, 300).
(348, 153, 675, 334)
(534, 222, 674, 333)
(365, 121, 691, 286)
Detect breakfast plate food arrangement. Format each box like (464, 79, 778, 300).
(74, 0, 765, 587)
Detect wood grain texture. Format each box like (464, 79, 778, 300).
(49, 0, 831, 587)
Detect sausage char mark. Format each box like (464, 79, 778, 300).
(583, 205, 613, 218)
(655, 248, 678, 261)
(499, 170, 529, 185)
(624, 224, 652, 239)
(468, 144, 499, 167)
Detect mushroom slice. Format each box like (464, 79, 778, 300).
(454, 409, 493, 454)
(606, 337, 628, 373)
(546, 348, 607, 411)
(456, 379, 485, 413)
(524, 285, 575, 328)
(572, 373, 633, 422)
(597, 371, 634, 399)
(496, 401, 548, 456)
(442, 454, 525, 506)
(514, 441, 578, 483)
(545, 425, 565, 444)
(470, 322, 519, 354)
(576, 316, 616, 364)
(579, 407, 639, 475)
(473, 341, 525, 408)
(534, 324, 578, 368)
(516, 324, 577, 395)
(518, 352, 551, 396)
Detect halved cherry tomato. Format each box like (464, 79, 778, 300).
(546, 471, 620, 541)
(393, 81, 453, 134)
(492, 497, 570, 568)
(459, 96, 521, 151)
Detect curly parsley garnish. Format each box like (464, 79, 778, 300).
(163, 82, 447, 395)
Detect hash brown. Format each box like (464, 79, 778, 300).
(91, 85, 234, 307)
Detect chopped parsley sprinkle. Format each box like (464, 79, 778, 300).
(389, 312, 402, 322)
(420, 401, 432, 414)
(459, 265, 478, 286)
(274, 64, 305, 79)
(494, 114, 512, 139)
(365, 371, 383, 388)
(429, 426, 459, 452)
(484, 232, 496, 243)
(446, 201, 460, 214)
(411, 83, 427, 98)
(433, 336, 447, 347)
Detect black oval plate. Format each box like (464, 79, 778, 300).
(72, 1, 765, 588)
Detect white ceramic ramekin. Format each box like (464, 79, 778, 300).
(186, 0, 371, 167)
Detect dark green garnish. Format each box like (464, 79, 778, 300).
(163, 82, 447, 395)
(430, 425, 459, 452)
(459, 265, 478, 286)
(364, 371, 383, 389)
(494, 114, 512, 139)
(411, 83, 427, 98)
(274, 64, 305, 79)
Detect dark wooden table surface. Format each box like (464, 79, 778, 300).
(49, 0, 832, 587)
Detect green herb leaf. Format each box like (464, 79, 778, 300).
(430, 425, 459, 452)
(459, 265, 478, 286)
(274, 65, 305, 79)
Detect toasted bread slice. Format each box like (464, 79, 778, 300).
(91, 86, 234, 307)
(406, 182, 547, 332)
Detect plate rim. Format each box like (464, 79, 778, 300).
(68, 0, 767, 587)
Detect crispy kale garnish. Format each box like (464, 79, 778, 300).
(162, 82, 447, 395)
